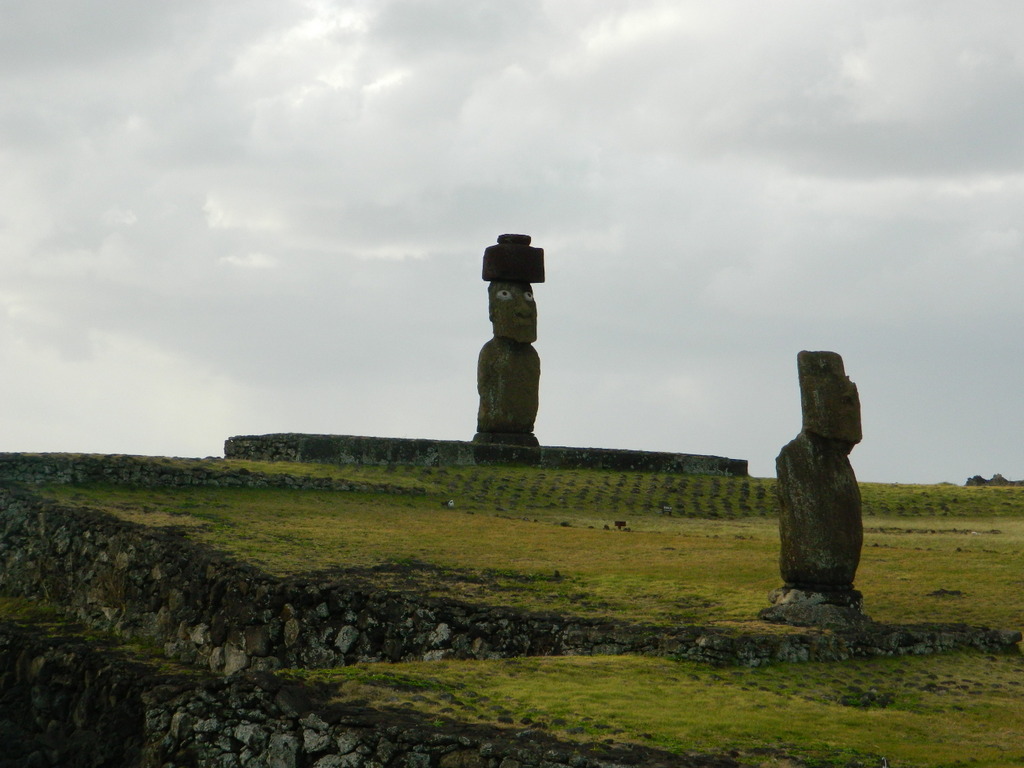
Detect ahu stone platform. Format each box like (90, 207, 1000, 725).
(223, 433, 749, 476)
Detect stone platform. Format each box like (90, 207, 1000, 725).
(223, 433, 748, 476)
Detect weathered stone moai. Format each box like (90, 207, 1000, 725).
(760, 350, 871, 629)
(473, 234, 545, 446)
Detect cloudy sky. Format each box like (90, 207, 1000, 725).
(2, 1, 1023, 483)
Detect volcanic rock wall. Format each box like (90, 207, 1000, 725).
(0, 487, 782, 672)
(223, 434, 749, 477)
(4, 619, 709, 768)
(0, 452, 421, 494)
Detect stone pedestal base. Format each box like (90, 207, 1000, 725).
(472, 432, 539, 447)
(759, 586, 872, 630)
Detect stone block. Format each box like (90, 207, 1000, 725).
(482, 234, 544, 283)
(775, 432, 862, 587)
(797, 350, 861, 444)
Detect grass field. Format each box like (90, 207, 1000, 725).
(33, 462, 1024, 767)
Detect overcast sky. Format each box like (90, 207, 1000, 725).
(2, 1, 1023, 483)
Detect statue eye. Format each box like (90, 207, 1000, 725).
(496, 290, 513, 300)
(523, 291, 534, 302)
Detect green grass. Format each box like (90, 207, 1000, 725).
(0, 595, 65, 625)
(860, 481, 1024, 518)
(0, 596, 194, 673)
(31, 461, 1024, 766)
(42, 469, 1024, 630)
(43, 483, 779, 626)
(286, 652, 1024, 767)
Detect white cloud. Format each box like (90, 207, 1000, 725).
(102, 206, 138, 227)
(203, 194, 286, 233)
(220, 252, 279, 269)
(0, 327, 249, 456)
(1, 0, 1023, 482)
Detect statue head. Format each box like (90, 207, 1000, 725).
(797, 350, 862, 445)
(488, 280, 537, 343)
(480, 234, 543, 343)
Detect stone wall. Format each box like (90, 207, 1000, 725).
(965, 473, 1024, 487)
(0, 453, 421, 495)
(223, 434, 749, 477)
(0, 620, 152, 767)
(3, 620, 731, 768)
(141, 670, 734, 768)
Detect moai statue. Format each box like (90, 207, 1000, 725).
(760, 350, 871, 629)
(473, 234, 544, 446)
